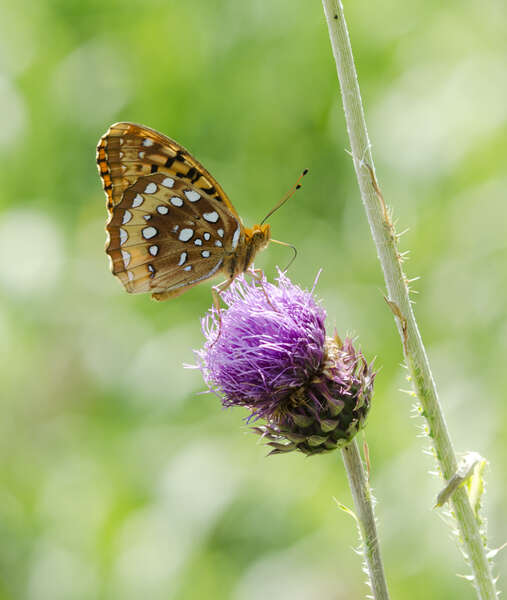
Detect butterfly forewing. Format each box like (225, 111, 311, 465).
(97, 122, 238, 216)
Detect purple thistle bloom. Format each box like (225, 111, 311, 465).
(195, 271, 375, 455)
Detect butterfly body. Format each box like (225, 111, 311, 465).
(97, 122, 270, 300)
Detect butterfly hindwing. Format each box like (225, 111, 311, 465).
(106, 172, 242, 295)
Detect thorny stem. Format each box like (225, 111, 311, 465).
(321, 1, 497, 598)
(341, 440, 391, 600)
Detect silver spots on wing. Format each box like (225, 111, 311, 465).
(121, 249, 131, 268)
(144, 215, 152, 221)
(132, 194, 143, 208)
(183, 265, 192, 271)
(157, 205, 169, 215)
(142, 226, 158, 239)
(217, 228, 224, 238)
(232, 224, 241, 250)
(148, 264, 156, 278)
(201, 250, 210, 258)
(149, 245, 159, 256)
(179, 228, 193, 242)
(142, 138, 154, 147)
(184, 190, 200, 202)
(144, 182, 157, 194)
(170, 196, 183, 207)
(161, 177, 175, 188)
(122, 210, 132, 224)
(138, 151, 145, 159)
(203, 232, 211, 241)
(178, 252, 187, 266)
(215, 240, 223, 247)
(194, 238, 203, 246)
(165, 258, 224, 292)
(119, 228, 128, 245)
(203, 211, 219, 223)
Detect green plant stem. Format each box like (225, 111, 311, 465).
(341, 440, 390, 600)
(321, 1, 497, 598)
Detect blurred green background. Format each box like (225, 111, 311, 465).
(1, 0, 506, 598)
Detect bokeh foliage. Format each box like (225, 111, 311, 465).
(0, 0, 505, 598)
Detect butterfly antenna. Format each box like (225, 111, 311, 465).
(270, 239, 298, 272)
(260, 169, 309, 226)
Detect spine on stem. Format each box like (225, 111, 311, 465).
(320, 1, 498, 598)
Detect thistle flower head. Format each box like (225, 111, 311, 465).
(196, 271, 374, 455)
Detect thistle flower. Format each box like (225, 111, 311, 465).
(195, 271, 375, 455)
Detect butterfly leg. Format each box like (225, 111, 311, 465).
(246, 269, 277, 311)
(209, 277, 235, 346)
(212, 277, 234, 310)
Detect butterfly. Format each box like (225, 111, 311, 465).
(96, 122, 271, 301)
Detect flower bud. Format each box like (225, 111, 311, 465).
(195, 271, 375, 455)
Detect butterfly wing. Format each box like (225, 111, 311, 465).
(97, 122, 250, 298)
(104, 170, 243, 297)
(97, 122, 241, 219)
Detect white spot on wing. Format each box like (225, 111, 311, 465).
(183, 265, 192, 271)
(149, 245, 159, 256)
(132, 194, 143, 208)
(143, 215, 151, 221)
(203, 211, 219, 223)
(231, 224, 241, 250)
(157, 205, 169, 215)
(184, 190, 201, 202)
(215, 240, 223, 247)
(201, 250, 210, 258)
(138, 151, 145, 159)
(161, 177, 175, 188)
(203, 232, 211, 241)
(179, 228, 193, 242)
(194, 238, 202, 246)
(166, 258, 224, 292)
(122, 210, 132, 224)
(142, 138, 154, 147)
(144, 182, 157, 194)
(121, 249, 131, 268)
(217, 228, 224, 238)
(178, 252, 187, 266)
(119, 228, 128, 245)
(142, 226, 158, 239)
(170, 196, 183, 207)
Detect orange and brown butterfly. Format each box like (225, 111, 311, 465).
(96, 122, 272, 301)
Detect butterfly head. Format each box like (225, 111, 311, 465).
(241, 224, 271, 271)
(245, 223, 271, 251)
(246, 223, 271, 245)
